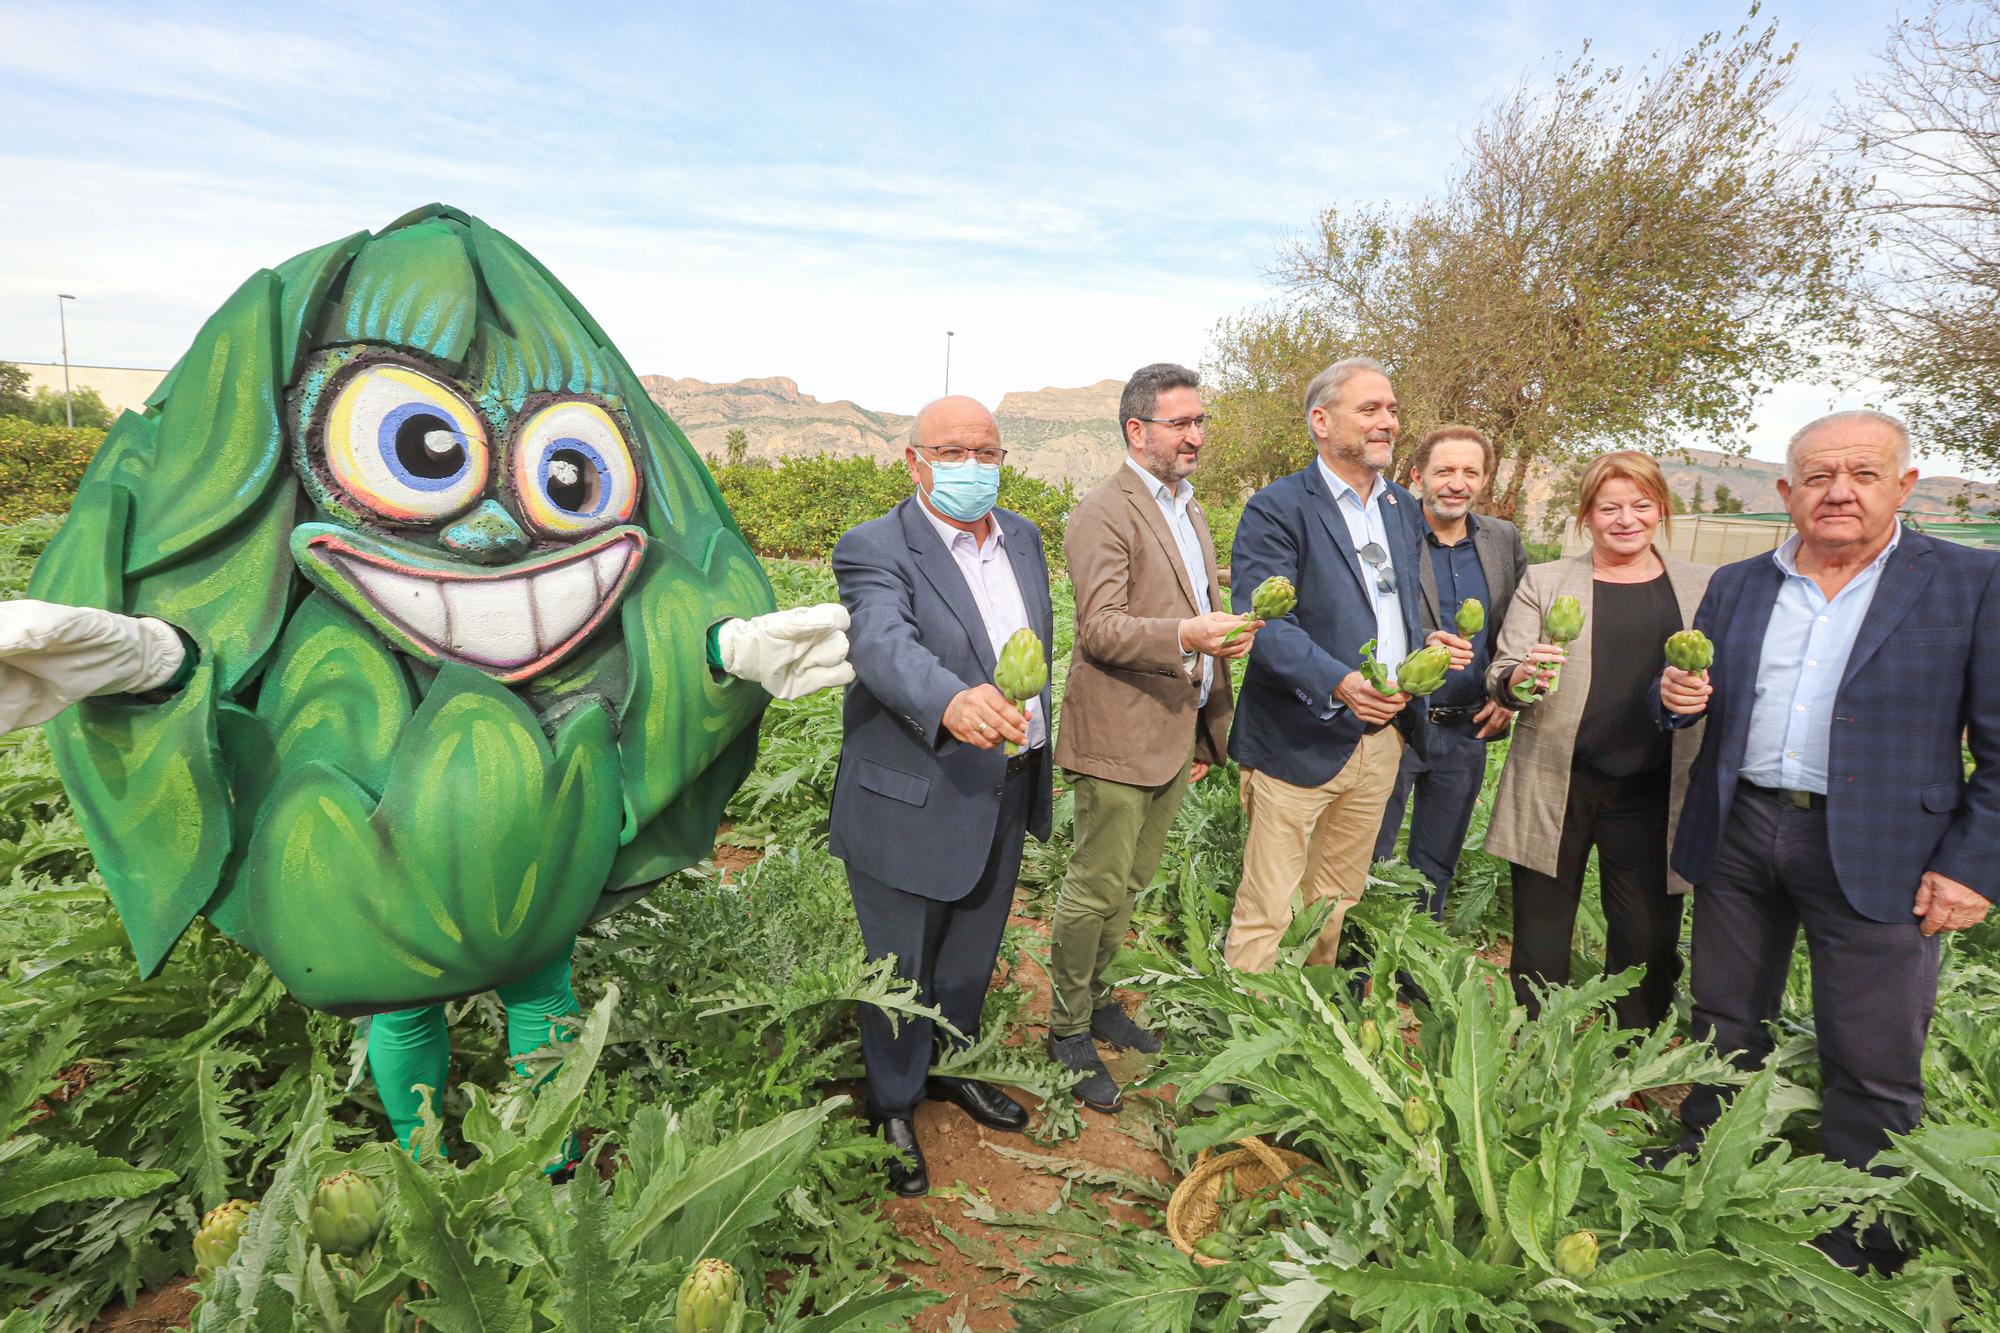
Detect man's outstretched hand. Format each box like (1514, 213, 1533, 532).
(717, 603, 854, 699)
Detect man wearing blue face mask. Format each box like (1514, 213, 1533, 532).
(829, 396, 1057, 1196)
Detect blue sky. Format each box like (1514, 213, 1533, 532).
(0, 0, 1945, 472)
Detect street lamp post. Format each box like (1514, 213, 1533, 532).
(56, 294, 76, 428)
(944, 330, 954, 395)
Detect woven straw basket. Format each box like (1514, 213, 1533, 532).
(1165, 1136, 1320, 1267)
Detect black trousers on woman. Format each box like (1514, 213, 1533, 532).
(1509, 764, 1683, 1031)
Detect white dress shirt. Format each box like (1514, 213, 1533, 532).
(1124, 457, 1214, 707)
(919, 499, 1046, 748)
(1740, 527, 1901, 793)
(1315, 457, 1408, 672)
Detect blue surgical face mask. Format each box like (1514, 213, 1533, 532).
(925, 459, 1002, 522)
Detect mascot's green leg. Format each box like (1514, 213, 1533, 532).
(496, 950, 578, 1077)
(365, 1004, 449, 1156)
(364, 951, 579, 1169)
(495, 951, 582, 1176)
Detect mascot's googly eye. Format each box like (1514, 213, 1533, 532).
(511, 400, 639, 536)
(324, 363, 490, 522)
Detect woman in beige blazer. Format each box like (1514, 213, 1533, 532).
(1486, 451, 1710, 1032)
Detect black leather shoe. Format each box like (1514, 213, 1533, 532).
(1046, 1033, 1121, 1112)
(872, 1115, 928, 1196)
(1637, 1133, 1702, 1170)
(926, 1077, 1029, 1131)
(1090, 1004, 1162, 1054)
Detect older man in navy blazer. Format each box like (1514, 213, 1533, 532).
(1224, 358, 1470, 972)
(829, 396, 1055, 1197)
(1657, 408, 1999, 1272)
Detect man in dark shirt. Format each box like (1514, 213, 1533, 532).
(1373, 427, 1530, 916)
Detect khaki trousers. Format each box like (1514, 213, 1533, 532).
(1048, 753, 1194, 1036)
(1225, 726, 1404, 972)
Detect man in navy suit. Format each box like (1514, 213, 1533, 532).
(1224, 358, 1471, 972)
(830, 396, 1056, 1196)
(1657, 409, 1999, 1271)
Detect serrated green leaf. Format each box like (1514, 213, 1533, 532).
(1731, 1221, 1925, 1332)
(615, 1097, 841, 1263)
(786, 1287, 943, 1332)
(1, 1014, 79, 1138)
(389, 1147, 533, 1333)
(1578, 1247, 1755, 1301)
(551, 1168, 622, 1331)
(0, 1140, 177, 1216)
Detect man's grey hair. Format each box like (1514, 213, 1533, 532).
(1303, 357, 1389, 425)
(1119, 363, 1201, 436)
(1785, 409, 1912, 481)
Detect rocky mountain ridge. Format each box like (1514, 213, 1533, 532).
(640, 374, 1992, 524)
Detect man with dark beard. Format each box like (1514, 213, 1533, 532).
(1372, 426, 1529, 921)
(1046, 363, 1258, 1111)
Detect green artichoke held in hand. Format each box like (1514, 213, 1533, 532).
(1664, 628, 1713, 674)
(994, 627, 1048, 757)
(1555, 1229, 1599, 1279)
(1454, 598, 1484, 636)
(1512, 594, 1587, 703)
(309, 1170, 385, 1257)
(1394, 644, 1453, 697)
(1221, 575, 1297, 645)
(677, 1258, 746, 1333)
(193, 1198, 255, 1279)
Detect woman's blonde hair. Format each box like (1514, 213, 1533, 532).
(1574, 450, 1673, 533)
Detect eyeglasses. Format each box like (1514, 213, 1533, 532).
(1358, 541, 1396, 597)
(1134, 414, 1210, 436)
(920, 445, 1008, 466)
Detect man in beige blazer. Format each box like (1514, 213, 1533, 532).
(1048, 363, 1258, 1111)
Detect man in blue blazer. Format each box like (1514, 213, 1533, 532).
(829, 396, 1055, 1197)
(1656, 409, 1998, 1272)
(1225, 358, 1470, 972)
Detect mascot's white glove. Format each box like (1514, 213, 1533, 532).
(716, 603, 854, 700)
(0, 600, 189, 733)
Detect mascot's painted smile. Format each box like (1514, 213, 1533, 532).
(294, 525, 645, 682)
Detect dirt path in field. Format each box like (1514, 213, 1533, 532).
(885, 911, 1179, 1332)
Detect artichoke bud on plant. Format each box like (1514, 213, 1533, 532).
(1555, 1229, 1599, 1279)
(309, 1170, 385, 1256)
(1454, 598, 1484, 635)
(1221, 575, 1296, 645)
(1664, 628, 1714, 674)
(1402, 1095, 1433, 1137)
(1358, 1018, 1383, 1058)
(1393, 644, 1453, 697)
(193, 1198, 255, 1278)
(992, 627, 1047, 756)
(676, 1258, 746, 1333)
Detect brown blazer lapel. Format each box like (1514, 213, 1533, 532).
(1117, 465, 1200, 614)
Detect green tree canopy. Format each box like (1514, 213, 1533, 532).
(27, 384, 113, 430)
(0, 361, 31, 419)
(1202, 16, 1864, 518)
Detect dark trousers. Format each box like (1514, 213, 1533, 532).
(1373, 721, 1488, 918)
(1679, 785, 1940, 1170)
(846, 769, 1030, 1117)
(1509, 764, 1683, 1030)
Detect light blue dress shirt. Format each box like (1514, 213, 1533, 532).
(1315, 458, 1409, 672)
(1125, 457, 1214, 707)
(1740, 527, 1901, 793)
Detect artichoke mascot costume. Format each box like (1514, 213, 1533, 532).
(0, 205, 851, 1155)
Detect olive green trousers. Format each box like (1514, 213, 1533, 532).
(1048, 754, 1192, 1037)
